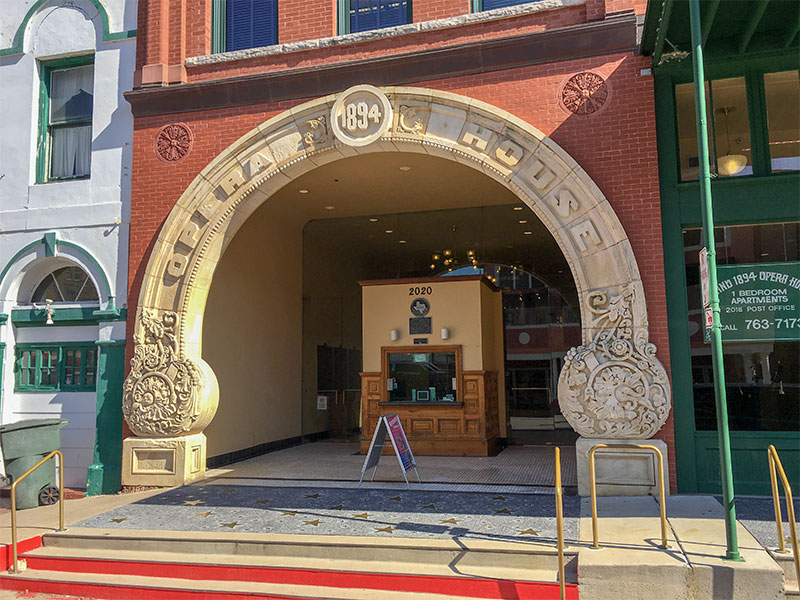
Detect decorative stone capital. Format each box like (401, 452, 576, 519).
(122, 309, 218, 437)
(558, 285, 671, 439)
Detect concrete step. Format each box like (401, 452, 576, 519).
(768, 548, 798, 585)
(38, 527, 576, 579)
(0, 528, 578, 599)
(0, 568, 576, 599)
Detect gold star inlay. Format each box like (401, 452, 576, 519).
(196, 511, 213, 518)
(306, 494, 320, 498)
(518, 529, 539, 536)
(376, 526, 394, 533)
(183, 500, 203, 506)
(492, 496, 506, 501)
(255, 499, 270, 505)
(388, 496, 402, 501)
(329, 504, 343, 510)
(353, 513, 370, 519)
(282, 511, 298, 516)
(221, 522, 238, 528)
(304, 520, 321, 527)
(222, 489, 235, 494)
(440, 518, 460, 524)
(494, 508, 511, 515)
(111, 518, 127, 523)
(422, 504, 436, 509)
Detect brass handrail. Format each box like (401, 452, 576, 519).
(589, 443, 668, 550)
(555, 446, 566, 600)
(10, 450, 66, 573)
(767, 444, 799, 586)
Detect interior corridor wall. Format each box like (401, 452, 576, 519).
(301, 224, 366, 436)
(202, 201, 305, 458)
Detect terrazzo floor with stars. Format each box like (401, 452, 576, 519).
(75, 484, 580, 543)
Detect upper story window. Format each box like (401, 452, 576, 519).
(764, 70, 800, 173)
(31, 266, 99, 304)
(347, 0, 411, 34)
(675, 69, 800, 182)
(472, 0, 531, 10)
(37, 57, 94, 183)
(214, 0, 278, 52)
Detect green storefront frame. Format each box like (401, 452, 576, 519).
(654, 51, 800, 495)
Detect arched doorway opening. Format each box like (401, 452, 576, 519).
(121, 86, 670, 489)
(201, 152, 581, 464)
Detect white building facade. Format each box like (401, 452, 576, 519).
(0, 0, 135, 495)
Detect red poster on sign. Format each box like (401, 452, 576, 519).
(385, 414, 414, 471)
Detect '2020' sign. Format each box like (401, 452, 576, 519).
(331, 85, 393, 147)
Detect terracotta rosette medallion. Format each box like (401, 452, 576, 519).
(558, 71, 611, 117)
(155, 122, 193, 163)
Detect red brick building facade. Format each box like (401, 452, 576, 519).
(123, 0, 675, 491)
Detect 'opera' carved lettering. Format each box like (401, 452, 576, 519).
(165, 153, 274, 279)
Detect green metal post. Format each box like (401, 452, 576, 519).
(688, 0, 741, 562)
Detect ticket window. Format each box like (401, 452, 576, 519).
(386, 350, 459, 404)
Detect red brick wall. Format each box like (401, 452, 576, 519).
(127, 49, 676, 487)
(279, 0, 336, 44)
(187, 4, 587, 83)
(413, 0, 470, 22)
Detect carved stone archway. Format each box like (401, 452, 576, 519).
(121, 86, 670, 488)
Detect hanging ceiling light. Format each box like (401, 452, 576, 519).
(715, 107, 747, 176)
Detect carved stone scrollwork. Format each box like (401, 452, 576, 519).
(302, 116, 329, 148)
(558, 285, 671, 439)
(397, 105, 428, 134)
(123, 310, 205, 437)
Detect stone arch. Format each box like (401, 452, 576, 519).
(123, 86, 671, 462)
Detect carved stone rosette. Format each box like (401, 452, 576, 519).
(123, 310, 218, 437)
(558, 285, 671, 439)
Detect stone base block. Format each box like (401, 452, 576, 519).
(576, 437, 669, 497)
(122, 434, 206, 487)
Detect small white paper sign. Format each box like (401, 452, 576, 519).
(316, 395, 328, 410)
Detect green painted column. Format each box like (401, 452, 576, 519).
(689, 0, 741, 561)
(86, 339, 125, 495)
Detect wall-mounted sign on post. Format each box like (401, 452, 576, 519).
(712, 261, 800, 343)
(359, 414, 420, 489)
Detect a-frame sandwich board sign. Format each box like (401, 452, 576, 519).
(359, 414, 421, 489)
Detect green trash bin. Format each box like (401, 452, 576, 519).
(0, 418, 68, 509)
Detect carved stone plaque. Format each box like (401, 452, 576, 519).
(330, 85, 393, 147)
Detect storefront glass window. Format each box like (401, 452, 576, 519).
(764, 70, 800, 173)
(675, 77, 752, 181)
(683, 222, 800, 431)
(387, 351, 456, 403)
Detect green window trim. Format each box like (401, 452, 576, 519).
(212, 0, 227, 54)
(36, 55, 95, 184)
(14, 343, 98, 393)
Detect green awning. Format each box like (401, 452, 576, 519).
(641, 0, 799, 66)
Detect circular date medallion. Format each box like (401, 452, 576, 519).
(330, 85, 393, 147)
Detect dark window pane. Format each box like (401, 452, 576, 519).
(765, 70, 800, 173)
(350, 0, 409, 33)
(50, 65, 93, 123)
(685, 223, 800, 432)
(227, 0, 277, 52)
(388, 351, 457, 403)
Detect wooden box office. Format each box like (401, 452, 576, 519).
(360, 276, 506, 456)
